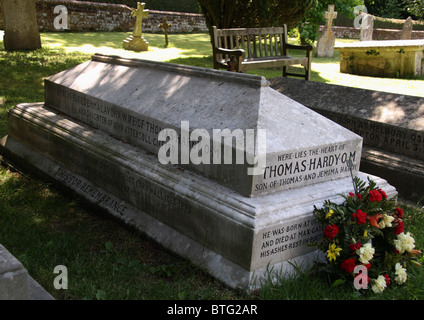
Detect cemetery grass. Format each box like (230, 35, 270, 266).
(0, 33, 424, 300)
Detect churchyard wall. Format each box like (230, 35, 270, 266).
(1, 1, 422, 38)
(0, 0, 207, 33)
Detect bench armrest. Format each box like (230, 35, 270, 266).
(213, 47, 245, 57)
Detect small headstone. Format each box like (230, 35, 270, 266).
(360, 14, 374, 41)
(158, 18, 171, 47)
(123, 2, 149, 52)
(401, 16, 413, 40)
(316, 4, 338, 57)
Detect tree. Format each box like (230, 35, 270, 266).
(404, 0, 424, 20)
(364, 0, 409, 18)
(0, 0, 41, 50)
(197, 0, 315, 41)
(298, 0, 364, 45)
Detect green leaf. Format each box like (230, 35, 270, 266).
(96, 289, 107, 300)
(332, 279, 346, 287)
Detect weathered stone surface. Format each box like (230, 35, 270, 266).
(316, 5, 337, 57)
(0, 244, 29, 300)
(360, 14, 374, 41)
(335, 39, 424, 77)
(401, 16, 413, 40)
(0, 55, 396, 291)
(0, 103, 395, 289)
(44, 54, 362, 197)
(269, 77, 424, 200)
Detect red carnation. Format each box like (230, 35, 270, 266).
(394, 207, 404, 218)
(349, 241, 362, 251)
(379, 189, 387, 199)
(352, 209, 367, 225)
(364, 263, 371, 270)
(341, 258, 356, 273)
(369, 189, 383, 202)
(324, 224, 339, 240)
(384, 274, 391, 286)
(394, 221, 405, 235)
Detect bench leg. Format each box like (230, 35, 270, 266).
(283, 66, 287, 77)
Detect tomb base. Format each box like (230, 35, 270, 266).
(123, 35, 149, 52)
(0, 102, 397, 291)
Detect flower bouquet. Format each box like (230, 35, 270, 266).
(313, 177, 422, 293)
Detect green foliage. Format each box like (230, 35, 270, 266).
(404, 0, 424, 20)
(297, 0, 364, 45)
(197, 0, 314, 41)
(312, 177, 422, 294)
(365, 0, 409, 18)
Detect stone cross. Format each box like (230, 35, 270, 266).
(401, 16, 413, 40)
(316, 4, 338, 57)
(324, 5, 338, 31)
(159, 18, 172, 46)
(131, 2, 149, 38)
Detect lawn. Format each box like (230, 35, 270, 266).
(0, 31, 423, 301)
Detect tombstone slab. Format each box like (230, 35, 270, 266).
(335, 39, 424, 77)
(269, 76, 424, 201)
(0, 54, 396, 290)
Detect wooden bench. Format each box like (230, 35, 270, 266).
(212, 25, 313, 80)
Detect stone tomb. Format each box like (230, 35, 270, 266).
(0, 54, 396, 290)
(335, 39, 424, 78)
(269, 77, 423, 201)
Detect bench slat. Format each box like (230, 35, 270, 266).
(212, 25, 312, 80)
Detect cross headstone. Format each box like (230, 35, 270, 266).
(158, 18, 171, 46)
(316, 4, 338, 57)
(123, 2, 149, 51)
(131, 2, 149, 38)
(360, 14, 374, 41)
(401, 16, 413, 40)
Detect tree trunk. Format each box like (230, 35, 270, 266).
(1, 0, 41, 50)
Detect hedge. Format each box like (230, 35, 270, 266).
(334, 12, 424, 30)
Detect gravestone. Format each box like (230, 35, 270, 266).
(316, 4, 338, 57)
(401, 16, 413, 40)
(159, 18, 171, 47)
(360, 14, 374, 41)
(123, 2, 149, 52)
(269, 76, 424, 201)
(0, 54, 396, 290)
(0, 244, 54, 300)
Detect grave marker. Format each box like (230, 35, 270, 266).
(159, 18, 171, 46)
(316, 4, 338, 57)
(123, 2, 149, 51)
(0, 54, 396, 290)
(360, 14, 374, 41)
(401, 16, 413, 40)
